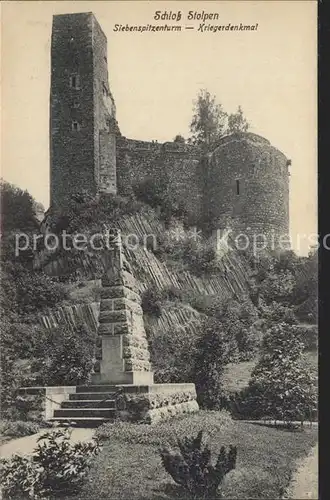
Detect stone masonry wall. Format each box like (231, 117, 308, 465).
(116, 137, 202, 224)
(92, 15, 117, 195)
(205, 132, 290, 248)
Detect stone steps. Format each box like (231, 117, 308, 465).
(69, 392, 117, 401)
(75, 385, 117, 393)
(53, 408, 116, 419)
(61, 399, 116, 409)
(50, 387, 119, 425)
(48, 416, 111, 426)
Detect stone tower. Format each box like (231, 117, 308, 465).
(50, 12, 117, 209)
(204, 132, 290, 249)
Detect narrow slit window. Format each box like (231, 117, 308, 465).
(70, 74, 80, 89)
(72, 121, 80, 131)
(73, 99, 80, 108)
(236, 179, 240, 195)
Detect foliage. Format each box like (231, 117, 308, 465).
(296, 323, 318, 351)
(1, 262, 67, 317)
(0, 420, 40, 438)
(48, 192, 148, 235)
(0, 347, 26, 419)
(260, 300, 298, 328)
(33, 322, 95, 386)
(0, 428, 101, 499)
(154, 229, 225, 276)
(244, 323, 317, 422)
(0, 179, 39, 234)
(190, 89, 227, 151)
(221, 466, 282, 499)
(193, 317, 239, 409)
(190, 294, 261, 361)
(150, 322, 200, 384)
(227, 105, 249, 134)
(141, 286, 163, 318)
(160, 430, 237, 500)
(292, 249, 318, 323)
(96, 410, 233, 446)
(173, 134, 186, 143)
(258, 268, 296, 306)
(133, 177, 187, 225)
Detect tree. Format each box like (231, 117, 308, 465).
(173, 134, 185, 143)
(0, 180, 39, 234)
(246, 323, 317, 423)
(193, 317, 238, 409)
(293, 248, 318, 323)
(190, 89, 227, 151)
(227, 106, 249, 134)
(34, 322, 96, 386)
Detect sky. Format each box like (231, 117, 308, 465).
(1, 1, 317, 255)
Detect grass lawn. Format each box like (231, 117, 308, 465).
(221, 359, 257, 393)
(69, 411, 317, 500)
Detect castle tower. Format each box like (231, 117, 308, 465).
(50, 12, 117, 209)
(205, 132, 290, 250)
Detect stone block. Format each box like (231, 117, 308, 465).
(99, 309, 128, 323)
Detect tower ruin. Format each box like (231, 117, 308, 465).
(50, 12, 117, 209)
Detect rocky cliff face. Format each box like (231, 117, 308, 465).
(37, 213, 253, 341)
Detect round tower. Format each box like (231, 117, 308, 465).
(205, 132, 290, 250)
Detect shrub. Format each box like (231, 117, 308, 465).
(0, 428, 101, 499)
(33, 322, 95, 386)
(1, 263, 68, 316)
(221, 466, 282, 499)
(141, 286, 163, 317)
(160, 430, 237, 500)
(243, 323, 318, 423)
(96, 410, 233, 446)
(193, 318, 238, 409)
(0, 420, 40, 438)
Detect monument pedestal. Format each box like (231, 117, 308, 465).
(88, 230, 199, 423)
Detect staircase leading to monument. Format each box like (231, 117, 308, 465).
(49, 386, 118, 424)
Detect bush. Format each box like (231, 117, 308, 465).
(0, 420, 40, 438)
(2, 263, 68, 316)
(0, 428, 101, 499)
(96, 410, 233, 446)
(242, 323, 317, 422)
(221, 466, 282, 499)
(151, 323, 200, 384)
(141, 286, 163, 317)
(193, 318, 239, 409)
(33, 322, 95, 386)
(160, 430, 237, 500)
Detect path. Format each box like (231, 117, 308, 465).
(286, 444, 318, 499)
(0, 427, 95, 459)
